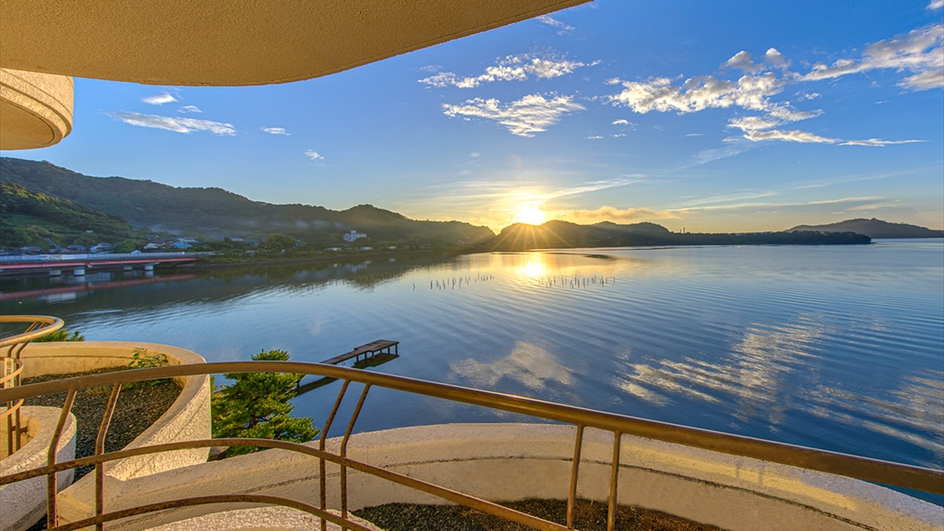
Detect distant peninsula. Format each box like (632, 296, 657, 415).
(788, 218, 944, 239)
(479, 220, 870, 251)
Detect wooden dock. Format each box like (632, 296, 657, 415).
(321, 339, 399, 365)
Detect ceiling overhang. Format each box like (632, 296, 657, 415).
(0, 0, 591, 87)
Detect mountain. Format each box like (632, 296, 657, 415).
(0, 181, 138, 249)
(788, 218, 943, 239)
(0, 158, 494, 244)
(487, 220, 870, 250)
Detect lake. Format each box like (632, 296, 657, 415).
(2, 240, 942, 494)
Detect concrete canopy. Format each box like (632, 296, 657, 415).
(0, 69, 73, 150)
(0, 0, 591, 86)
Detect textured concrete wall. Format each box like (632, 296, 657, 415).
(49, 423, 942, 531)
(0, 68, 73, 150)
(0, 406, 76, 531)
(18, 342, 211, 527)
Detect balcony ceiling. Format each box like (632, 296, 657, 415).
(0, 0, 590, 86)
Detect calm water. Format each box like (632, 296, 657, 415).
(3, 241, 942, 482)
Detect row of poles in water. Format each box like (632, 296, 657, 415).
(537, 274, 617, 289)
(416, 273, 617, 290)
(418, 273, 496, 290)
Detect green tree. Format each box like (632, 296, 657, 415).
(33, 329, 85, 342)
(265, 233, 297, 250)
(211, 349, 319, 457)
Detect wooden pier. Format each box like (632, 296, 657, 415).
(321, 339, 399, 365)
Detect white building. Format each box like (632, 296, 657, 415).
(343, 229, 366, 242)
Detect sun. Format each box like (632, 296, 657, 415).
(513, 205, 547, 226)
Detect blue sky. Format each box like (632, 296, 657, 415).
(6, 0, 943, 233)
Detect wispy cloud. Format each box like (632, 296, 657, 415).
(606, 24, 942, 151)
(304, 150, 324, 161)
(142, 92, 177, 105)
(178, 105, 202, 113)
(442, 93, 585, 137)
(420, 53, 591, 88)
(106, 111, 235, 135)
(930, 0, 944, 9)
(586, 135, 603, 140)
(838, 138, 926, 147)
(537, 14, 574, 34)
(800, 24, 943, 90)
(553, 205, 680, 224)
(262, 127, 290, 135)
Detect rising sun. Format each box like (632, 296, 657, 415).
(513, 205, 547, 226)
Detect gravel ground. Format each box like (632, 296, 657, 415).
(354, 499, 724, 531)
(22, 369, 181, 531)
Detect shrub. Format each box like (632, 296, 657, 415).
(211, 349, 319, 457)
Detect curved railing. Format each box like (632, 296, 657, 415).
(0, 315, 64, 457)
(1, 361, 941, 531)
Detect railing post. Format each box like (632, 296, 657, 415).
(47, 389, 76, 529)
(319, 380, 350, 531)
(566, 424, 585, 529)
(95, 385, 121, 531)
(607, 431, 622, 531)
(340, 384, 371, 530)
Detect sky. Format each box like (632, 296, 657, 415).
(4, 0, 943, 233)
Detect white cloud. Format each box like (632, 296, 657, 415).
(608, 73, 784, 114)
(764, 48, 790, 69)
(178, 105, 202, 113)
(420, 53, 589, 88)
(929, 0, 943, 9)
(554, 205, 679, 224)
(613, 133, 626, 138)
(612, 119, 630, 125)
(442, 93, 585, 137)
(686, 133, 704, 137)
(142, 92, 177, 105)
(304, 150, 324, 161)
(839, 138, 926, 147)
(537, 14, 574, 33)
(262, 127, 290, 135)
(723, 51, 762, 73)
(608, 24, 941, 153)
(800, 24, 943, 90)
(743, 129, 838, 144)
(586, 135, 603, 140)
(106, 111, 235, 135)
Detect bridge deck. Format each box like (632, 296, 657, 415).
(322, 340, 399, 365)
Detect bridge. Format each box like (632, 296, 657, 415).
(0, 252, 209, 275)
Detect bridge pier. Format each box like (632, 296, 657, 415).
(123, 265, 133, 272)
(73, 268, 85, 276)
(49, 269, 61, 277)
(143, 264, 155, 272)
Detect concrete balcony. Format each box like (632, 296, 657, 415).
(0, 69, 73, 150)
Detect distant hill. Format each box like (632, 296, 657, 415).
(486, 220, 870, 250)
(0, 181, 138, 249)
(788, 218, 943, 239)
(0, 158, 494, 244)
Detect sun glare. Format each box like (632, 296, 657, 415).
(513, 205, 547, 226)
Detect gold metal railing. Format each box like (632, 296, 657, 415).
(0, 315, 64, 457)
(1, 360, 942, 531)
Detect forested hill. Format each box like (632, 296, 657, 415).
(1, 181, 138, 249)
(0, 158, 494, 243)
(487, 220, 870, 250)
(788, 218, 943, 239)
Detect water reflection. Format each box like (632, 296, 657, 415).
(618, 316, 826, 425)
(451, 340, 573, 392)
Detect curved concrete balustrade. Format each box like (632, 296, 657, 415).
(18, 342, 211, 526)
(0, 68, 73, 150)
(0, 406, 76, 531)
(52, 423, 942, 531)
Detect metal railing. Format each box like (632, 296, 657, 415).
(1, 359, 941, 531)
(0, 315, 64, 457)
